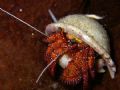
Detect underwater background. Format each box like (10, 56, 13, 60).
(0, 0, 120, 90)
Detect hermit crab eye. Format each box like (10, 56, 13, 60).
(67, 39, 76, 45)
(58, 27, 63, 31)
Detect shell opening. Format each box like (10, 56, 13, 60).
(45, 23, 116, 79)
(45, 25, 62, 36)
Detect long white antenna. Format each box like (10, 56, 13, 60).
(36, 54, 61, 83)
(0, 7, 47, 37)
(36, 60, 55, 83)
(48, 9, 57, 23)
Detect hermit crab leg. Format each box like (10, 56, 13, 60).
(81, 47, 89, 89)
(88, 48, 95, 78)
(0, 7, 47, 37)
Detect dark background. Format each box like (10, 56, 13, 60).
(0, 0, 120, 90)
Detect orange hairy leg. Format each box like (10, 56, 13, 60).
(45, 31, 68, 76)
(88, 48, 95, 78)
(45, 31, 95, 90)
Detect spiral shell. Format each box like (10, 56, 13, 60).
(45, 14, 116, 79)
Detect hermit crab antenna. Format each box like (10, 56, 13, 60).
(36, 54, 61, 83)
(36, 60, 55, 83)
(48, 9, 57, 23)
(0, 7, 47, 37)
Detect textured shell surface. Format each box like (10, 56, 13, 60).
(58, 15, 110, 53)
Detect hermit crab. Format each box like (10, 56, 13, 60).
(42, 13, 116, 89)
(0, 7, 116, 90)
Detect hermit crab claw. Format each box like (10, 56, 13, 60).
(45, 14, 116, 79)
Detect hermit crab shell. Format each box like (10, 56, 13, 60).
(45, 14, 116, 79)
